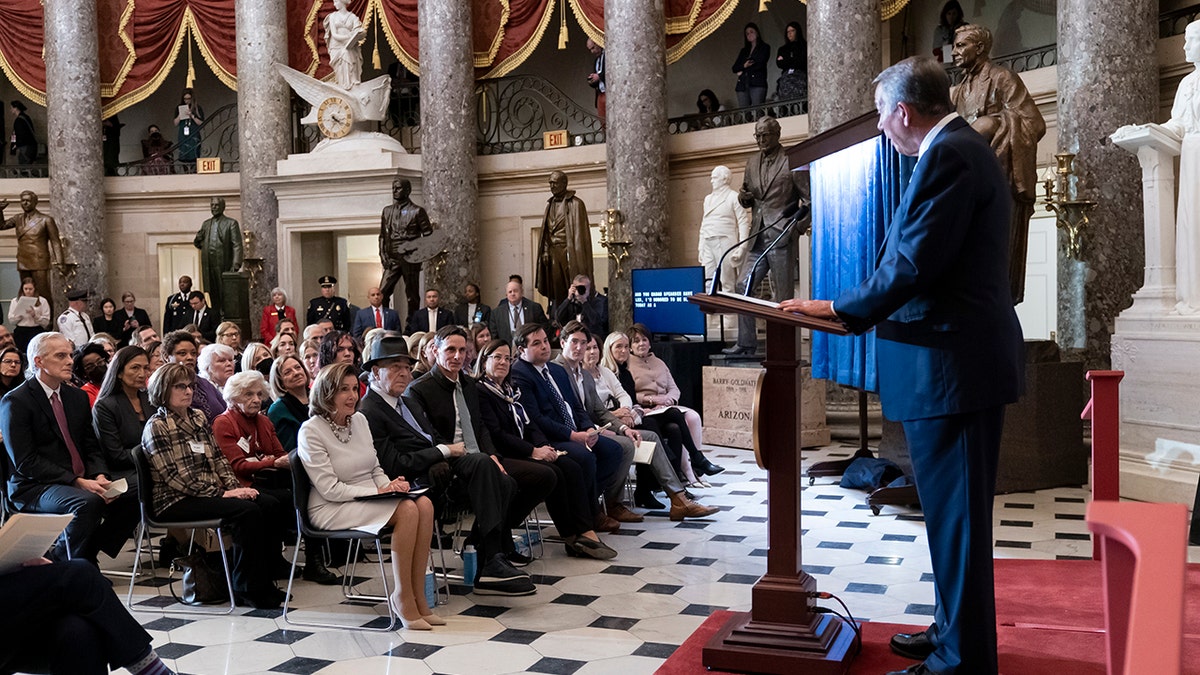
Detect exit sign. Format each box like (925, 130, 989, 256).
(543, 130, 569, 149)
(197, 157, 222, 174)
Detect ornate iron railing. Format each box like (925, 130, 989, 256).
(474, 75, 605, 154)
(0, 161, 49, 179)
(946, 43, 1057, 85)
(114, 103, 240, 176)
(668, 98, 809, 134)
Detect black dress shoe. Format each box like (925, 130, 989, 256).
(885, 663, 939, 675)
(721, 345, 754, 355)
(303, 559, 340, 585)
(693, 457, 726, 476)
(889, 630, 935, 661)
(634, 490, 666, 510)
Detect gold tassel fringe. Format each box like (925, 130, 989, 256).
(558, 0, 568, 49)
(186, 25, 196, 88)
(758, 0, 769, 12)
(372, 3, 382, 70)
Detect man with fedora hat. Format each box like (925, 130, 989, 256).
(305, 275, 350, 331)
(359, 331, 534, 596)
(57, 289, 94, 349)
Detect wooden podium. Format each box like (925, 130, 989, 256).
(690, 292, 858, 674)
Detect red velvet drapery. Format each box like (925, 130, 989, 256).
(0, 0, 742, 117)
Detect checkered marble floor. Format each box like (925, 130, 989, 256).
(103, 443, 1192, 675)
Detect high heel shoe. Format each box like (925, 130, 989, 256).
(693, 456, 726, 476)
(421, 613, 447, 626)
(389, 594, 432, 631)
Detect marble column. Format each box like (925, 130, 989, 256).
(1056, 0, 1157, 367)
(235, 0, 290, 329)
(604, 0, 669, 331)
(43, 0, 106, 314)
(418, 0, 478, 307)
(807, 0, 880, 135)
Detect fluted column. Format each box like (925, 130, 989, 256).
(808, 0, 880, 134)
(44, 0, 106, 313)
(418, 0, 478, 307)
(605, 0, 669, 331)
(235, 0, 290, 329)
(1057, 0, 1156, 366)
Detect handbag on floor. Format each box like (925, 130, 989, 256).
(169, 549, 229, 605)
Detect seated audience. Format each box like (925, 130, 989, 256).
(271, 330, 298, 360)
(141, 362, 287, 609)
(242, 341, 273, 377)
(474, 338, 615, 560)
(214, 371, 337, 584)
(260, 287, 297, 344)
(89, 334, 118, 360)
(318, 330, 361, 371)
(131, 324, 160, 349)
(199, 342, 237, 394)
(509, 323, 625, 533)
(298, 363, 440, 628)
(626, 323, 724, 481)
(299, 336, 322, 378)
(0, 559, 175, 675)
(163, 330, 225, 423)
(359, 332, 532, 595)
(143, 340, 164, 376)
(468, 323, 492, 373)
(0, 347, 24, 398)
(92, 345, 151, 480)
(268, 354, 312, 452)
(0, 332, 139, 563)
(72, 342, 109, 407)
(215, 321, 244, 369)
(557, 322, 716, 520)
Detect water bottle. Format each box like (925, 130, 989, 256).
(424, 567, 437, 607)
(461, 544, 477, 589)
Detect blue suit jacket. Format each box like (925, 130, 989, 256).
(509, 358, 591, 442)
(406, 307, 456, 334)
(351, 305, 400, 339)
(834, 117, 1024, 422)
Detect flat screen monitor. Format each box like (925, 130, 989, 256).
(631, 266, 707, 337)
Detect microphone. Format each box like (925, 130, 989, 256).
(708, 202, 810, 295)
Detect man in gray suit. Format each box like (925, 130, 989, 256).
(723, 116, 809, 356)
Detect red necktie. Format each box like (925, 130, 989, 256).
(51, 392, 85, 477)
(375, 308, 382, 328)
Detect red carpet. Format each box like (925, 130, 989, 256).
(658, 559, 1200, 674)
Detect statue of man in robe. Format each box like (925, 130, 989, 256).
(698, 165, 751, 293)
(193, 197, 244, 316)
(535, 171, 593, 309)
(951, 23, 1046, 305)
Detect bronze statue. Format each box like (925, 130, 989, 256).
(193, 197, 244, 315)
(0, 190, 65, 314)
(535, 171, 593, 308)
(951, 24, 1046, 305)
(379, 177, 434, 311)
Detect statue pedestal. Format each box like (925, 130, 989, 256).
(1112, 125, 1200, 506)
(702, 364, 829, 449)
(262, 146, 420, 314)
(220, 271, 251, 337)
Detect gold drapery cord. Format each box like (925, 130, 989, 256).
(558, 0, 569, 49)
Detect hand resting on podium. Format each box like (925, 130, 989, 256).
(778, 298, 838, 321)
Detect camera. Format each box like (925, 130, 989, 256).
(575, 285, 587, 295)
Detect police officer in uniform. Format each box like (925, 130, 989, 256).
(306, 275, 350, 331)
(163, 275, 193, 332)
(57, 289, 94, 349)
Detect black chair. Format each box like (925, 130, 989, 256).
(126, 444, 236, 615)
(283, 450, 396, 631)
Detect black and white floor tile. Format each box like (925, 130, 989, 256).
(103, 443, 1195, 675)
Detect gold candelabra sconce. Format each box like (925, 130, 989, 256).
(55, 235, 79, 291)
(1041, 152, 1096, 259)
(601, 207, 632, 277)
(241, 230, 264, 290)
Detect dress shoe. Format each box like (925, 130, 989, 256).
(234, 587, 286, 610)
(388, 594, 432, 630)
(693, 457, 726, 476)
(606, 503, 644, 523)
(667, 491, 720, 521)
(633, 489, 666, 510)
(594, 514, 621, 533)
(505, 550, 534, 567)
(885, 664, 940, 675)
(302, 559, 340, 585)
(564, 536, 618, 560)
(721, 345, 755, 356)
(889, 630, 935, 661)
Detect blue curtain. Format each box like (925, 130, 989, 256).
(810, 136, 914, 391)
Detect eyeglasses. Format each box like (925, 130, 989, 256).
(171, 383, 196, 391)
(488, 354, 512, 363)
(0, 359, 20, 366)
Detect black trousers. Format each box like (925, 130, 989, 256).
(449, 453, 516, 561)
(503, 451, 594, 538)
(157, 493, 282, 594)
(29, 482, 140, 562)
(0, 560, 152, 675)
(379, 260, 421, 314)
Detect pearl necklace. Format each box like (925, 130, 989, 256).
(326, 416, 352, 443)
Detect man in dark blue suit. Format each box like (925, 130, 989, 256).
(406, 288, 455, 334)
(351, 286, 401, 340)
(508, 322, 629, 533)
(782, 57, 1023, 675)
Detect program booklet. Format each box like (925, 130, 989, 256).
(0, 513, 74, 575)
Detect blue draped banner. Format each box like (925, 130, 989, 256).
(810, 135, 914, 391)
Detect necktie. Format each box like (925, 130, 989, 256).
(454, 382, 480, 453)
(81, 313, 91, 339)
(542, 368, 576, 431)
(50, 392, 85, 477)
(429, 308, 438, 332)
(397, 399, 432, 444)
(194, 310, 200, 325)
(375, 308, 382, 328)
(511, 304, 522, 332)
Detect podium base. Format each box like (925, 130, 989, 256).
(702, 610, 859, 674)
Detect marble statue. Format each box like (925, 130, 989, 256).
(324, 0, 365, 91)
(951, 24, 1046, 305)
(698, 165, 751, 293)
(0, 190, 65, 313)
(194, 197, 244, 315)
(535, 171, 594, 308)
(1114, 20, 1200, 314)
(379, 177, 436, 312)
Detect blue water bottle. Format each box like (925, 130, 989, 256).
(424, 567, 437, 607)
(461, 544, 477, 589)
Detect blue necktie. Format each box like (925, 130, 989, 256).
(397, 399, 433, 444)
(542, 367, 575, 431)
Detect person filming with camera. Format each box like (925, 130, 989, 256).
(553, 274, 608, 338)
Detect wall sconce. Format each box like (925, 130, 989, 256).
(1041, 152, 1096, 259)
(601, 207, 632, 276)
(55, 235, 79, 291)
